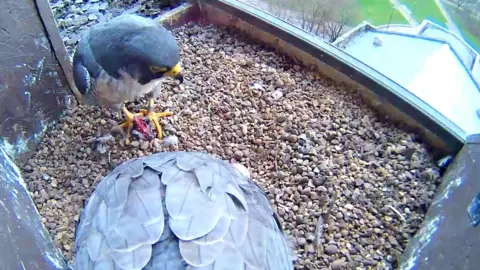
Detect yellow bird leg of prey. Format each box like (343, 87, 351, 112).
(119, 104, 145, 145)
(120, 99, 173, 142)
(138, 98, 173, 140)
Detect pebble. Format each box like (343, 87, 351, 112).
(297, 237, 307, 246)
(88, 14, 98, 21)
(331, 258, 347, 269)
(287, 135, 297, 143)
(233, 150, 243, 161)
(388, 236, 399, 246)
(277, 115, 287, 123)
(355, 179, 364, 187)
(325, 245, 338, 254)
(130, 141, 140, 148)
(140, 140, 149, 150)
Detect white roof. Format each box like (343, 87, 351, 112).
(339, 21, 480, 137)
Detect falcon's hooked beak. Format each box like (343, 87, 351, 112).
(165, 63, 184, 83)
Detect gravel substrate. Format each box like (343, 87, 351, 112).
(24, 20, 442, 269)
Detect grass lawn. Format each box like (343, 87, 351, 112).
(401, 0, 447, 27)
(355, 0, 408, 25)
(460, 27, 480, 53)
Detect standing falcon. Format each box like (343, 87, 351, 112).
(72, 14, 183, 144)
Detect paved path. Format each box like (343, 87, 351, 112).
(389, 0, 419, 26)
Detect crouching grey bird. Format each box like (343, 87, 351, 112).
(74, 151, 296, 269)
(72, 14, 183, 145)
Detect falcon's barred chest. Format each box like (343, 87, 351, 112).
(85, 69, 164, 107)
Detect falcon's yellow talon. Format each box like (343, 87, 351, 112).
(144, 98, 173, 140)
(147, 115, 164, 139)
(119, 99, 173, 143)
(144, 110, 173, 139)
(119, 104, 143, 145)
(154, 112, 174, 118)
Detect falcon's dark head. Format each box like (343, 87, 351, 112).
(126, 27, 184, 84)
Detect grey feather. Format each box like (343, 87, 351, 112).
(132, 168, 161, 190)
(179, 240, 224, 267)
(93, 255, 116, 270)
(104, 228, 129, 251)
(223, 213, 249, 248)
(144, 236, 185, 270)
(165, 173, 209, 219)
(75, 193, 99, 244)
(193, 163, 229, 198)
(191, 244, 245, 270)
(101, 175, 131, 209)
(225, 183, 248, 213)
(86, 230, 109, 261)
(175, 153, 207, 171)
(161, 165, 189, 185)
(191, 164, 214, 193)
(91, 201, 110, 234)
(103, 206, 124, 236)
(122, 159, 146, 178)
(239, 218, 268, 269)
(124, 187, 162, 223)
(74, 152, 294, 270)
(115, 215, 163, 249)
(143, 156, 176, 172)
(192, 215, 231, 245)
(266, 231, 292, 270)
(223, 193, 244, 220)
(168, 204, 223, 241)
(76, 243, 94, 270)
(158, 222, 175, 242)
(111, 244, 152, 270)
(212, 244, 245, 270)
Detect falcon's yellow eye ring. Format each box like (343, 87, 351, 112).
(150, 66, 168, 73)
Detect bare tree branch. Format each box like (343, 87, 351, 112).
(265, 0, 357, 43)
(454, 0, 480, 42)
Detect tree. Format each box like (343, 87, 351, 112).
(453, 0, 480, 38)
(265, 0, 295, 21)
(454, 0, 480, 11)
(265, 0, 357, 43)
(322, 7, 355, 43)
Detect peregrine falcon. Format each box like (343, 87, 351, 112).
(72, 14, 183, 144)
(74, 151, 296, 269)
